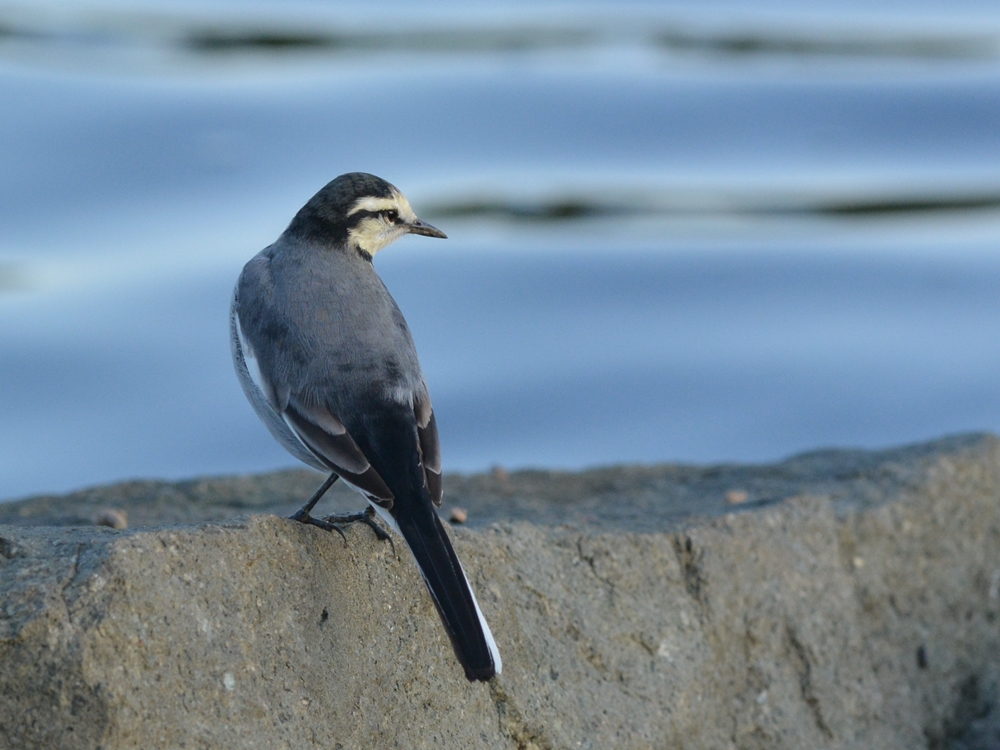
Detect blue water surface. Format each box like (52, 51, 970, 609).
(1, 0, 999, 499)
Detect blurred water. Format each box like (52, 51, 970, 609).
(2, 0, 1000, 499)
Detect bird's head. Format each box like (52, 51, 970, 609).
(286, 172, 446, 257)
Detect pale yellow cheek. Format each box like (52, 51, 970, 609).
(348, 218, 405, 256)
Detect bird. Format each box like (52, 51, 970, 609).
(229, 172, 501, 682)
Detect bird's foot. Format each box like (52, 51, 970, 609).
(289, 506, 393, 549)
(321, 506, 394, 550)
(288, 508, 350, 541)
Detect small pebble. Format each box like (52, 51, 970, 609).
(96, 509, 128, 530)
(853, 556, 865, 569)
(448, 507, 468, 524)
(724, 489, 749, 505)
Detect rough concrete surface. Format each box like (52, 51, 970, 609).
(1, 433, 999, 749)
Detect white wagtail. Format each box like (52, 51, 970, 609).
(230, 173, 501, 681)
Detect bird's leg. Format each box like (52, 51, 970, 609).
(289, 473, 342, 534)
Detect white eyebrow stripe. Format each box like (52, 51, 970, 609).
(347, 196, 399, 217)
(346, 191, 419, 222)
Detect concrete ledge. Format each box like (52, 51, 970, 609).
(1, 434, 999, 749)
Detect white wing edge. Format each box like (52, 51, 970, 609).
(233, 306, 327, 471)
(233, 311, 272, 407)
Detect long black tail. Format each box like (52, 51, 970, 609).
(394, 503, 501, 681)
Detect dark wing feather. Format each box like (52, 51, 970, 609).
(414, 392, 443, 507)
(284, 400, 395, 507)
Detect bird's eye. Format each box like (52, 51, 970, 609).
(384, 210, 399, 223)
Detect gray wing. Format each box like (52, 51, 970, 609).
(230, 274, 396, 507)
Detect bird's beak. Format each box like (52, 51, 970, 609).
(406, 218, 447, 239)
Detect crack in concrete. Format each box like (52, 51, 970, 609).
(575, 537, 616, 598)
(58, 543, 85, 622)
(672, 534, 708, 608)
(785, 624, 833, 739)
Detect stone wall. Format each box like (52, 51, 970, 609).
(1, 434, 998, 749)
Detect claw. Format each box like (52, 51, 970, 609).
(321, 506, 395, 553)
(287, 474, 394, 551)
(291, 513, 349, 542)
